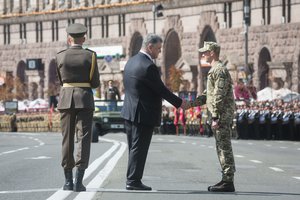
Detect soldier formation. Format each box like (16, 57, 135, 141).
(236, 99, 300, 141)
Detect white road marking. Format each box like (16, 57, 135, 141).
(247, 142, 253, 145)
(280, 146, 288, 149)
(46, 138, 126, 200)
(293, 177, 300, 180)
(297, 148, 300, 151)
(0, 147, 29, 156)
(169, 140, 174, 142)
(269, 167, 284, 172)
(0, 188, 58, 194)
(25, 156, 51, 160)
(235, 155, 244, 158)
(73, 141, 127, 200)
(192, 142, 197, 145)
(180, 141, 186, 144)
(0, 134, 44, 156)
(157, 138, 164, 141)
(92, 188, 157, 192)
(250, 160, 262, 164)
(265, 144, 272, 147)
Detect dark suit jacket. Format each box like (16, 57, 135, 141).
(121, 52, 182, 126)
(56, 46, 100, 110)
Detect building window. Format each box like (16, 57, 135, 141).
(52, 20, 59, 41)
(36, 22, 43, 42)
(105, 15, 109, 38)
(262, 0, 271, 25)
(223, 2, 232, 28)
(36, 22, 39, 42)
(4, 26, 6, 44)
(43, 0, 50, 9)
(118, 14, 126, 36)
(101, 16, 105, 38)
(282, 0, 291, 23)
(9, 0, 14, 12)
(68, 19, 75, 24)
(19, 24, 23, 39)
(26, 0, 30, 11)
(5, 25, 11, 44)
(19, 23, 27, 43)
(101, 16, 109, 38)
(122, 14, 126, 36)
(287, 0, 291, 22)
(23, 24, 27, 40)
(85, 17, 92, 38)
(118, 15, 121, 36)
(40, 22, 43, 42)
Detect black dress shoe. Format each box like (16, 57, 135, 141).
(208, 181, 235, 192)
(126, 183, 152, 191)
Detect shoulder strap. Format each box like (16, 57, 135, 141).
(89, 53, 96, 81)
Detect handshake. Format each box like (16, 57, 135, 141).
(179, 95, 206, 110)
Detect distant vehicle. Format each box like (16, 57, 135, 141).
(92, 100, 125, 142)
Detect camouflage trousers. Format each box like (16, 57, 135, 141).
(212, 121, 236, 182)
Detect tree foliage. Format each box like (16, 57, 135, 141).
(167, 65, 183, 92)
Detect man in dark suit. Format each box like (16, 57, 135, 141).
(121, 33, 187, 190)
(56, 23, 100, 192)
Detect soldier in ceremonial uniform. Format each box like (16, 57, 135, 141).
(294, 107, 300, 141)
(189, 41, 236, 192)
(56, 23, 100, 192)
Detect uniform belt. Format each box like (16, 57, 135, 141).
(63, 83, 91, 87)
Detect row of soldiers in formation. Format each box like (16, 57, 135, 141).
(235, 99, 300, 141)
(160, 99, 300, 141)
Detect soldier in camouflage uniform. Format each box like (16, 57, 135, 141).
(190, 41, 236, 192)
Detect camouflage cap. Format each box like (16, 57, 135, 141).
(198, 41, 220, 53)
(66, 23, 87, 38)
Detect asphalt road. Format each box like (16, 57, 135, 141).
(0, 132, 299, 200)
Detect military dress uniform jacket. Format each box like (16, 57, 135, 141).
(121, 52, 182, 126)
(56, 46, 100, 110)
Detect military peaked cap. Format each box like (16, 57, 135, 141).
(66, 23, 87, 38)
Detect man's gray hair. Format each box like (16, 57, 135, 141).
(142, 33, 163, 48)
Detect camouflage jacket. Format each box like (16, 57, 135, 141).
(191, 60, 235, 121)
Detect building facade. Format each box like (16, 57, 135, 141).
(0, 0, 300, 100)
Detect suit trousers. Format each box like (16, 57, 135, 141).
(60, 108, 93, 170)
(125, 120, 154, 185)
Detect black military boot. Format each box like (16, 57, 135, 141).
(208, 180, 235, 192)
(73, 169, 86, 192)
(63, 169, 73, 191)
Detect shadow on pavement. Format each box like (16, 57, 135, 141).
(91, 188, 300, 197)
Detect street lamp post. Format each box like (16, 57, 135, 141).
(152, 4, 156, 33)
(244, 0, 250, 81)
(152, 3, 164, 34)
